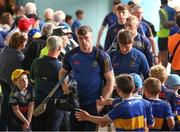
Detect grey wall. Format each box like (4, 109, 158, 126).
(34, 0, 112, 45)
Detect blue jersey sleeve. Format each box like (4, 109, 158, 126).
(143, 99, 154, 126)
(164, 102, 174, 119)
(107, 104, 121, 120)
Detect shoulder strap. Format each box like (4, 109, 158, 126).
(96, 48, 103, 67)
(171, 40, 180, 61)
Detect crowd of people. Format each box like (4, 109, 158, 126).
(0, 0, 180, 131)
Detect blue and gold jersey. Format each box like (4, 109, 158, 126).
(107, 98, 153, 131)
(148, 99, 174, 131)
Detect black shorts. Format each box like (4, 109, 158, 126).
(158, 37, 168, 51)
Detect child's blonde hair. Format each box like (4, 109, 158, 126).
(149, 65, 167, 83)
(144, 77, 161, 95)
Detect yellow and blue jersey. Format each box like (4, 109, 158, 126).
(107, 98, 154, 131)
(148, 99, 174, 131)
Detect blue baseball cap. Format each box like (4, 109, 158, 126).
(165, 74, 180, 89)
(130, 73, 143, 90)
(28, 28, 41, 38)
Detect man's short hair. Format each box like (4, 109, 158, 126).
(128, 1, 135, 6)
(132, 5, 142, 14)
(77, 25, 92, 36)
(54, 10, 66, 23)
(176, 13, 180, 27)
(116, 74, 135, 94)
(149, 64, 167, 83)
(161, 0, 168, 5)
(117, 30, 133, 45)
(47, 36, 62, 50)
(144, 77, 161, 95)
(75, 9, 84, 17)
(25, 2, 37, 15)
(41, 23, 55, 37)
(116, 4, 129, 11)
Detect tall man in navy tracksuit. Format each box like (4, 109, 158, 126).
(59, 25, 115, 131)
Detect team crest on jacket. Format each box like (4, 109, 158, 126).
(130, 57, 136, 67)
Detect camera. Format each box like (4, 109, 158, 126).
(54, 80, 80, 111)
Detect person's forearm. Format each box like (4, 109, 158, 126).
(96, 26, 105, 47)
(86, 115, 110, 126)
(13, 109, 28, 124)
(102, 72, 115, 99)
(149, 37, 156, 54)
(27, 102, 34, 123)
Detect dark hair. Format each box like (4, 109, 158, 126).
(161, 0, 168, 5)
(77, 25, 92, 36)
(116, 4, 129, 11)
(9, 32, 27, 49)
(65, 15, 72, 22)
(0, 12, 12, 25)
(176, 13, 180, 27)
(116, 74, 135, 94)
(128, 1, 135, 6)
(75, 9, 84, 16)
(144, 77, 161, 95)
(117, 30, 133, 45)
(113, 1, 120, 5)
(14, 5, 24, 14)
